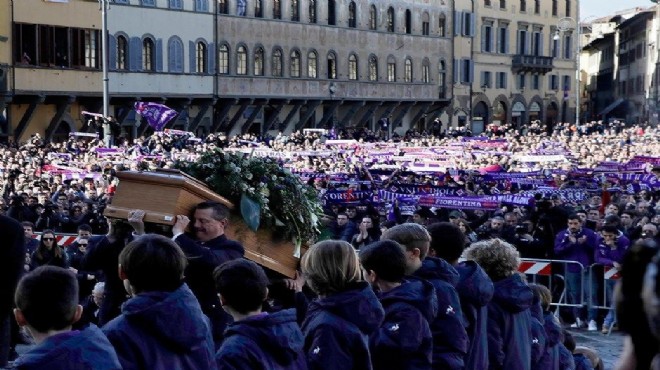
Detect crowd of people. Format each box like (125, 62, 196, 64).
(0, 121, 658, 369)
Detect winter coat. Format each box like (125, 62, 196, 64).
(102, 283, 217, 370)
(455, 261, 494, 370)
(13, 325, 121, 370)
(487, 273, 533, 370)
(216, 309, 307, 370)
(554, 228, 598, 272)
(301, 282, 385, 370)
(370, 279, 438, 370)
(530, 300, 549, 370)
(412, 256, 469, 370)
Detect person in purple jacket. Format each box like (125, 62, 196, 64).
(102, 234, 217, 370)
(595, 225, 630, 333)
(554, 214, 598, 330)
(464, 238, 534, 370)
(360, 240, 438, 370)
(301, 240, 385, 370)
(382, 223, 469, 370)
(531, 283, 570, 370)
(12, 266, 121, 370)
(213, 259, 307, 370)
(427, 222, 494, 370)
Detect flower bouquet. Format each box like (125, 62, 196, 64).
(175, 149, 323, 257)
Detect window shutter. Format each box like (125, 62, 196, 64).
(539, 33, 544, 56)
(468, 60, 474, 83)
(108, 34, 117, 70)
(453, 59, 459, 84)
(207, 43, 215, 74)
(189, 41, 196, 73)
(503, 73, 507, 89)
(129, 37, 142, 71)
(454, 11, 462, 36)
(469, 13, 475, 37)
(504, 28, 509, 54)
(155, 38, 163, 72)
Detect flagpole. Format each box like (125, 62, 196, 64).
(101, 0, 111, 146)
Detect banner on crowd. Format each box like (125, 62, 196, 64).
(418, 195, 500, 210)
(134, 102, 178, 131)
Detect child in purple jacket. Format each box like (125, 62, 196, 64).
(360, 240, 438, 370)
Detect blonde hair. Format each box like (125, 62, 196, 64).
(381, 223, 431, 259)
(463, 238, 520, 281)
(301, 240, 361, 296)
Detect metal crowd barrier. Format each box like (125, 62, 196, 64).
(32, 232, 80, 246)
(588, 263, 620, 310)
(519, 258, 586, 309)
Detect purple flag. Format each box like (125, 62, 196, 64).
(134, 102, 178, 131)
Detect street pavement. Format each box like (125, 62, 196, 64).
(568, 328, 625, 369)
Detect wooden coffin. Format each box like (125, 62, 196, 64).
(104, 169, 301, 277)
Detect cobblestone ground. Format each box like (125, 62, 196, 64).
(568, 329, 625, 370)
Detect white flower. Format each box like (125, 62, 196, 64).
(240, 183, 248, 191)
(245, 173, 253, 180)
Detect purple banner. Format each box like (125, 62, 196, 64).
(418, 195, 500, 211)
(134, 102, 178, 131)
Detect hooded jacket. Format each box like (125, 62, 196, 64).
(542, 310, 564, 370)
(13, 325, 121, 370)
(102, 283, 217, 370)
(412, 256, 469, 370)
(370, 279, 438, 370)
(216, 309, 307, 370)
(455, 260, 494, 370)
(594, 234, 630, 267)
(302, 282, 385, 370)
(573, 353, 594, 370)
(558, 343, 576, 370)
(487, 273, 533, 370)
(530, 299, 549, 370)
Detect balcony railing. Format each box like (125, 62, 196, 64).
(511, 55, 554, 74)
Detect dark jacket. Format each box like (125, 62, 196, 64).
(542, 310, 564, 370)
(573, 353, 594, 370)
(175, 233, 244, 345)
(102, 283, 217, 370)
(301, 282, 384, 370)
(412, 257, 468, 370)
(30, 247, 69, 270)
(370, 279, 438, 370)
(332, 221, 357, 242)
(487, 273, 533, 370)
(559, 344, 576, 370)
(594, 235, 629, 267)
(82, 235, 130, 326)
(66, 243, 98, 301)
(0, 215, 24, 366)
(13, 325, 121, 370)
(530, 300, 549, 370)
(216, 309, 307, 370)
(455, 261, 494, 370)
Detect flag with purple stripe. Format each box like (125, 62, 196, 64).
(134, 102, 178, 131)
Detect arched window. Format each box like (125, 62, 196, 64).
(327, 52, 337, 79)
(291, 0, 300, 21)
(273, 0, 281, 19)
(254, 47, 264, 75)
(328, 0, 336, 26)
(255, 0, 263, 17)
(348, 54, 358, 80)
(520, 0, 526, 12)
(438, 13, 446, 37)
(422, 59, 430, 83)
(142, 37, 155, 71)
(369, 5, 377, 30)
(117, 35, 128, 70)
(348, 2, 357, 28)
(196, 42, 207, 73)
(438, 60, 446, 98)
(368, 55, 378, 81)
(272, 48, 283, 77)
(422, 12, 430, 35)
(387, 7, 395, 32)
(167, 37, 183, 73)
(290, 50, 301, 77)
(387, 56, 396, 82)
(309, 0, 317, 23)
(236, 45, 247, 75)
(308, 50, 318, 78)
(404, 9, 411, 34)
(404, 58, 412, 82)
(218, 44, 229, 74)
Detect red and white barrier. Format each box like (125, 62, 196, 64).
(604, 266, 621, 280)
(32, 234, 78, 247)
(518, 261, 552, 276)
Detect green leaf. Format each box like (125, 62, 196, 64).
(240, 193, 261, 232)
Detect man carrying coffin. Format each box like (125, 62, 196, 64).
(172, 201, 244, 347)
